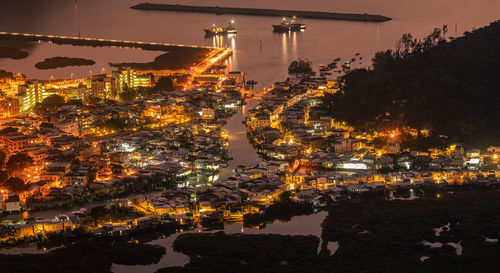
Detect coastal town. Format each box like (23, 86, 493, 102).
(2, 1, 500, 272)
(0, 48, 499, 246)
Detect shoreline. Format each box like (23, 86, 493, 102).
(130, 3, 392, 22)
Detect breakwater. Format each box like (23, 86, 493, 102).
(131, 3, 392, 22)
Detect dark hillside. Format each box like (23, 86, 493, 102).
(323, 21, 500, 147)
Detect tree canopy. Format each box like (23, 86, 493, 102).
(0, 170, 8, 184)
(35, 94, 65, 113)
(323, 21, 500, 147)
(0, 69, 14, 79)
(0, 149, 6, 167)
(288, 59, 313, 75)
(155, 74, 190, 92)
(1, 177, 28, 192)
(6, 153, 34, 176)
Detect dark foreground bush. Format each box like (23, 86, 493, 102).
(0, 240, 165, 273)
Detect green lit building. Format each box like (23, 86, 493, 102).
(114, 68, 152, 91)
(16, 80, 48, 112)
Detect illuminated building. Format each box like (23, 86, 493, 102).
(55, 120, 80, 136)
(143, 106, 160, 120)
(16, 80, 48, 112)
(114, 68, 152, 91)
(201, 108, 214, 120)
(78, 112, 95, 135)
(227, 71, 245, 85)
(194, 74, 221, 86)
(3, 195, 21, 212)
(57, 86, 80, 100)
(0, 133, 41, 152)
(246, 115, 271, 130)
(88, 75, 118, 100)
(0, 97, 20, 118)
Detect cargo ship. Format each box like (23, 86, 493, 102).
(273, 17, 306, 32)
(204, 20, 237, 36)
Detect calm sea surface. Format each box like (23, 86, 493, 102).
(1, 0, 499, 88)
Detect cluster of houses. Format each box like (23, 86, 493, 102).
(246, 80, 364, 161)
(0, 70, 246, 214)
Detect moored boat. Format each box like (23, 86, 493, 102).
(205, 20, 237, 36)
(273, 17, 306, 32)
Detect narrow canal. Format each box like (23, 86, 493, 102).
(219, 97, 262, 180)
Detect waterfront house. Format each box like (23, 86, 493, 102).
(4, 194, 21, 213)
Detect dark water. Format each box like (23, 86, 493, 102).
(220, 98, 261, 179)
(0, 42, 159, 80)
(1, 0, 499, 89)
(110, 211, 328, 272)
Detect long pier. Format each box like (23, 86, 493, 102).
(0, 31, 214, 51)
(131, 3, 392, 22)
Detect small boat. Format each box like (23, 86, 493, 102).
(273, 17, 306, 32)
(55, 215, 70, 222)
(205, 21, 237, 36)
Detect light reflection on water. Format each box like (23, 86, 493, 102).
(1, 0, 499, 91)
(111, 211, 328, 273)
(219, 99, 261, 180)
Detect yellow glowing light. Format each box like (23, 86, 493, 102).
(493, 154, 498, 160)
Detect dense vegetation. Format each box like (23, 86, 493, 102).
(0, 151, 33, 192)
(288, 59, 313, 75)
(0, 70, 13, 79)
(110, 48, 210, 70)
(155, 74, 190, 91)
(0, 241, 165, 273)
(323, 20, 500, 147)
(118, 74, 190, 101)
(322, 190, 500, 272)
(158, 232, 322, 273)
(34, 57, 95, 70)
(34, 95, 66, 113)
(0, 46, 28, 59)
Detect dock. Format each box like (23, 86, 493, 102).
(130, 3, 392, 22)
